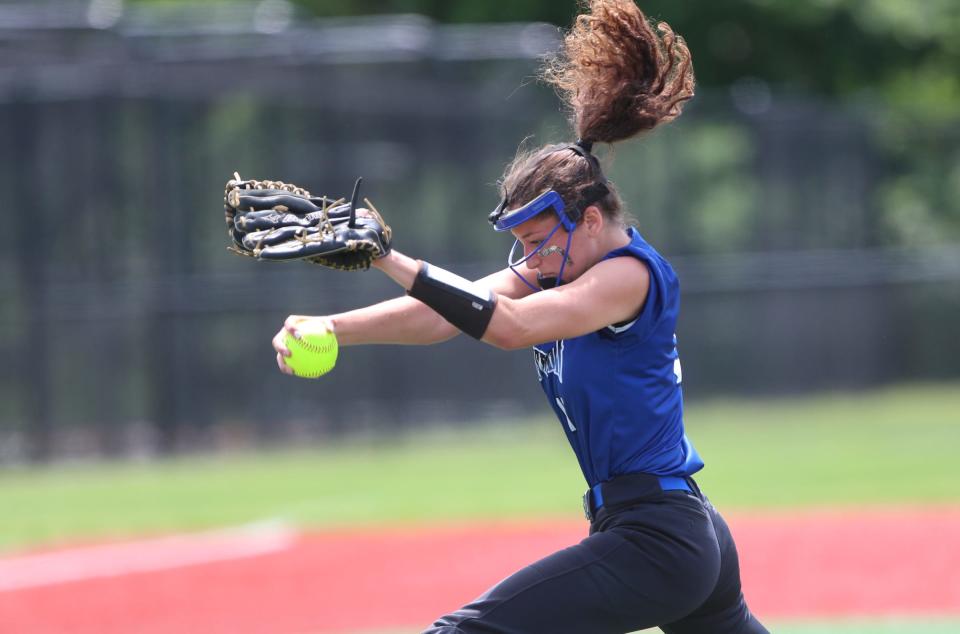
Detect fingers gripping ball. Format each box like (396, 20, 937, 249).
(284, 330, 339, 378)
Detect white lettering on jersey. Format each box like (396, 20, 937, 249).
(672, 334, 682, 384)
(533, 341, 564, 384)
(555, 396, 577, 432)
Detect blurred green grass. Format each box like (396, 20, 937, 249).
(772, 618, 960, 634)
(1, 382, 958, 552)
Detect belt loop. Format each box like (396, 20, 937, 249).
(656, 476, 691, 492)
(582, 483, 605, 521)
(591, 483, 604, 509)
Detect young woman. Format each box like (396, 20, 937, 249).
(273, 1, 768, 632)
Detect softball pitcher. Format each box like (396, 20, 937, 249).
(267, 1, 770, 631)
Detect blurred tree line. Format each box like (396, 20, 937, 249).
(125, 1, 960, 109)
(294, 0, 960, 111)
(125, 0, 960, 243)
(295, 0, 960, 244)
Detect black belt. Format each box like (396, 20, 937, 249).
(583, 473, 693, 521)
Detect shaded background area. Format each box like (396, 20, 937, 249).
(1, 0, 959, 462)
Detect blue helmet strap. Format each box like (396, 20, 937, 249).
(499, 182, 610, 292)
(492, 140, 610, 292)
(506, 218, 564, 292)
(506, 218, 565, 268)
(537, 228, 575, 289)
(506, 219, 576, 292)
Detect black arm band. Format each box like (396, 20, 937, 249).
(407, 262, 498, 339)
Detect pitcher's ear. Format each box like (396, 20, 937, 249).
(582, 205, 604, 235)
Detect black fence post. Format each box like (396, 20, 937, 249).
(12, 101, 53, 462)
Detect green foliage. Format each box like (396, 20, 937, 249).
(294, 0, 577, 26)
(286, 0, 960, 243)
(126, 1, 960, 114)
(616, 122, 758, 252)
(279, 0, 960, 112)
(117, 0, 960, 251)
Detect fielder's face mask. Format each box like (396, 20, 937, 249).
(488, 181, 610, 291)
(488, 140, 609, 291)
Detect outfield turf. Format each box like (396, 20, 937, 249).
(1, 382, 958, 552)
(772, 618, 960, 634)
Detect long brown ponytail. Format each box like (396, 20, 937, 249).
(546, 0, 695, 144)
(498, 1, 694, 221)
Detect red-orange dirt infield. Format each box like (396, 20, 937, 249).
(1, 507, 958, 633)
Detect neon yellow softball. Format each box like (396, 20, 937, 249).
(284, 330, 338, 378)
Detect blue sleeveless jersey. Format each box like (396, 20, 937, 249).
(532, 226, 704, 487)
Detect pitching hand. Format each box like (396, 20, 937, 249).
(272, 315, 335, 375)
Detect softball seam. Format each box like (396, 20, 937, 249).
(293, 335, 336, 355)
(288, 334, 337, 378)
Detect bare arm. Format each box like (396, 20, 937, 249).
(367, 249, 651, 350)
(335, 251, 535, 345)
(272, 250, 536, 373)
(273, 246, 646, 372)
(482, 256, 650, 350)
(328, 295, 457, 346)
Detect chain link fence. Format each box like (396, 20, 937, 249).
(2, 1, 958, 462)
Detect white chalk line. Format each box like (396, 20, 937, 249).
(0, 519, 297, 592)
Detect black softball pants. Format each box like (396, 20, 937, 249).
(423, 481, 768, 634)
